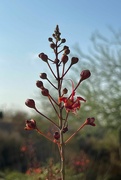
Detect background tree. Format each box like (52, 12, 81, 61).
(72, 28, 121, 129)
(70, 28, 121, 179)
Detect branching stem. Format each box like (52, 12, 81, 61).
(65, 122, 86, 145)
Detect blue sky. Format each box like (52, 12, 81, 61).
(0, 0, 121, 114)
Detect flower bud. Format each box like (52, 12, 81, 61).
(71, 57, 79, 65)
(53, 131, 60, 140)
(24, 119, 37, 130)
(40, 73, 47, 79)
(61, 38, 66, 43)
(41, 88, 49, 96)
(64, 48, 70, 55)
(80, 70, 91, 81)
(48, 37, 53, 42)
(38, 53, 48, 62)
(85, 117, 95, 126)
(25, 99, 35, 109)
(50, 43, 56, 49)
(63, 45, 69, 50)
(36, 80, 44, 89)
(62, 88, 68, 94)
(61, 55, 68, 64)
(54, 59, 59, 64)
(63, 126, 68, 133)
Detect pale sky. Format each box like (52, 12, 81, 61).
(0, 0, 121, 114)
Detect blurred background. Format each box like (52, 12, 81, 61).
(0, 0, 121, 179)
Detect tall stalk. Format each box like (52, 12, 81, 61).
(55, 31, 65, 179)
(24, 25, 95, 179)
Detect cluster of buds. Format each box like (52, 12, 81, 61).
(24, 25, 95, 152)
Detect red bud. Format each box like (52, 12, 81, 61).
(71, 57, 79, 65)
(85, 117, 95, 126)
(61, 55, 68, 64)
(41, 88, 49, 96)
(48, 37, 53, 42)
(53, 131, 60, 140)
(80, 70, 91, 80)
(24, 119, 37, 130)
(61, 38, 66, 43)
(50, 43, 56, 49)
(25, 99, 35, 109)
(64, 48, 70, 55)
(40, 73, 47, 79)
(36, 81, 44, 89)
(38, 53, 48, 62)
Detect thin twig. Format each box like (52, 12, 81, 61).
(65, 122, 86, 144)
(48, 96, 60, 119)
(47, 78, 58, 90)
(34, 107, 59, 128)
(61, 64, 72, 79)
(63, 112, 69, 128)
(36, 127, 53, 142)
(47, 61, 57, 79)
(49, 94, 59, 106)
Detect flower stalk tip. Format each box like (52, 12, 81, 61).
(41, 88, 49, 96)
(36, 80, 44, 89)
(25, 99, 36, 109)
(61, 55, 68, 64)
(80, 70, 91, 81)
(71, 57, 79, 65)
(24, 119, 37, 130)
(38, 53, 48, 62)
(85, 117, 96, 126)
(40, 73, 47, 79)
(54, 131, 60, 140)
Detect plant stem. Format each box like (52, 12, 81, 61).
(34, 107, 59, 128)
(60, 130, 65, 180)
(65, 122, 86, 145)
(36, 127, 53, 142)
(55, 40, 65, 180)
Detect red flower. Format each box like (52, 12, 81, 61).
(24, 119, 37, 130)
(85, 117, 95, 126)
(59, 81, 86, 114)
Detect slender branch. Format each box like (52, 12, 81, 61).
(48, 58, 54, 63)
(34, 107, 59, 128)
(74, 79, 83, 92)
(47, 61, 57, 79)
(67, 78, 83, 100)
(65, 122, 86, 145)
(60, 63, 65, 87)
(55, 39, 65, 180)
(47, 78, 58, 90)
(49, 94, 59, 106)
(48, 96, 60, 119)
(36, 127, 53, 142)
(57, 143, 63, 161)
(61, 64, 72, 79)
(57, 48, 65, 55)
(63, 112, 69, 128)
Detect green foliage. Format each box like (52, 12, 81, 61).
(4, 171, 28, 180)
(72, 28, 121, 129)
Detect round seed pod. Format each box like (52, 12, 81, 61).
(53, 131, 60, 140)
(61, 55, 68, 64)
(40, 73, 47, 79)
(41, 88, 49, 96)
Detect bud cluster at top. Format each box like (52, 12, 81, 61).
(25, 25, 95, 141)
